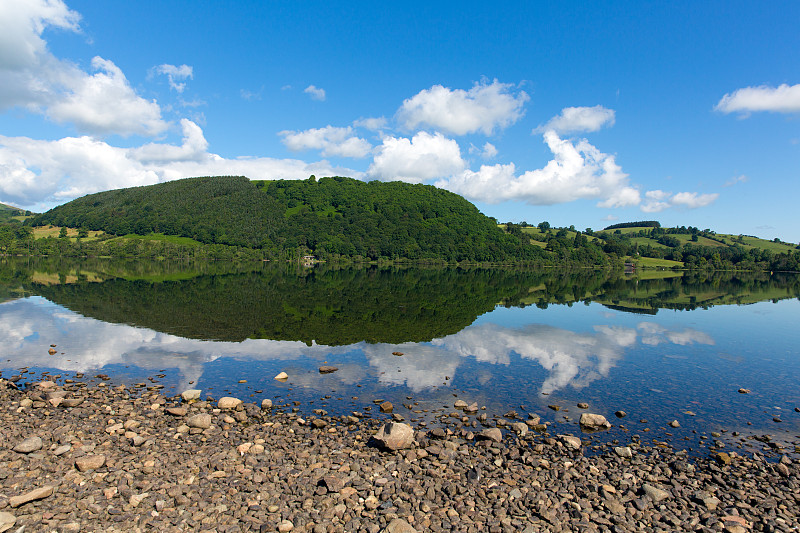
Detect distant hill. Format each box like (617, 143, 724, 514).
(0, 202, 27, 223)
(29, 176, 547, 263)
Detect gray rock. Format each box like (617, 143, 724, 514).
(181, 389, 202, 402)
(579, 413, 611, 430)
(261, 398, 273, 410)
(559, 435, 582, 450)
(217, 396, 242, 409)
(642, 483, 671, 503)
(614, 446, 633, 458)
(373, 422, 414, 451)
(186, 413, 212, 429)
(13, 436, 43, 454)
(669, 419, 680, 428)
(478, 428, 503, 443)
(510, 422, 528, 437)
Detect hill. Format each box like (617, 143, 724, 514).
(0, 202, 27, 223)
(29, 176, 549, 263)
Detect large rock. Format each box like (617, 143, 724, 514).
(642, 483, 671, 503)
(186, 413, 212, 429)
(217, 397, 243, 410)
(579, 413, 611, 431)
(0, 511, 15, 532)
(181, 389, 202, 402)
(559, 434, 582, 450)
(75, 455, 106, 472)
(13, 436, 43, 454)
(478, 428, 503, 443)
(9, 486, 54, 508)
(373, 422, 414, 451)
(384, 518, 418, 533)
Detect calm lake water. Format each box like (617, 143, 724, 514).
(2, 258, 799, 456)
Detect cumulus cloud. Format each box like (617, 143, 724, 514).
(535, 105, 616, 134)
(396, 79, 529, 136)
(151, 63, 193, 93)
(47, 56, 168, 137)
(0, 121, 361, 208)
(368, 132, 465, 182)
(304, 85, 326, 101)
(641, 189, 719, 213)
(279, 125, 372, 158)
(638, 322, 715, 347)
(716, 83, 800, 115)
(0, 3, 169, 137)
(437, 130, 638, 206)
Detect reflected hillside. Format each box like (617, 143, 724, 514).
(2, 258, 798, 344)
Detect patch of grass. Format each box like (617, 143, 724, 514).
(628, 256, 684, 268)
(120, 233, 201, 246)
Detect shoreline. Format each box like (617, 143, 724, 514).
(0, 378, 797, 532)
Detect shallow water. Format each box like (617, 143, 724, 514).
(1, 259, 799, 456)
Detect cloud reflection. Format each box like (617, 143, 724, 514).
(0, 298, 715, 395)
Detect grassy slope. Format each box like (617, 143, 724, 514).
(599, 226, 795, 254)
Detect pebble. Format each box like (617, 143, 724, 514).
(0, 377, 797, 533)
(274, 371, 289, 380)
(318, 366, 339, 374)
(13, 436, 43, 454)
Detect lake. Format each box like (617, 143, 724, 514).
(2, 258, 799, 457)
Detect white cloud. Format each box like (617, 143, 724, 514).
(151, 63, 193, 93)
(642, 190, 719, 212)
(469, 142, 497, 160)
(716, 83, 800, 115)
(723, 174, 748, 187)
(47, 56, 168, 137)
(0, 121, 361, 208)
(638, 323, 715, 347)
(353, 116, 387, 130)
(368, 132, 465, 183)
(536, 105, 616, 134)
(0, 3, 169, 138)
(0, 0, 80, 71)
(279, 126, 372, 158)
(396, 79, 529, 136)
(437, 130, 637, 206)
(304, 84, 326, 101)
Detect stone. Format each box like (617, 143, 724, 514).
(738, 388, 750, 394)
(277, 520, 294, 532)
(384, 518, 418, 533)
(577, 402, 589, 409)
(464, 403, 479, 414)
(559, 435, 582, 450)
(9, 485, 54, 507)
(579, 413, 611, 430)
(274, 372, 289, 381)
(614, 446, 633, 458)
(379, 401, 393, 413)
(217, 397, 243, 409)
(186, 413, 212, 429)
(478, 428, 503, 442)
(615, 410, 627, 418)
(454, 399, 467, 409)
(510, 422, 528, 437)
(392, 352, 404, 356)
(13, 436, 43, 454)
(261, 398, 273, 409)
(0, 512, 15, 533)
(318, 366, 339, 374)
(373, 422, 414, 451)
(181, 389, 202, 402)
(165, 407, 187, 416)
(75, 454, 106, 472)
(669, 419, 680, 428)
(715, 452, 732, 465)
(642, 483, 671, 503)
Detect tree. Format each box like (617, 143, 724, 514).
(538, 221, 551, 231)
(59, 227, 68, 239)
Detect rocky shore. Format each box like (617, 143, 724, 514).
(0, 378, 798, 533)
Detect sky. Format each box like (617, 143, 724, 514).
(1, 0, 798, 242)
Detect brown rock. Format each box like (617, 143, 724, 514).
(318, 366, 339, 374)
(379, 401, 393, 413)
(9, 485, 54, 507)
(75, 454, 106, 472)
(373, 422, 414, 451)
(186, 413, 212, 429)
(478, 428, 502, 443)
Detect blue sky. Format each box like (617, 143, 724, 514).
(1, 1, 798, 242)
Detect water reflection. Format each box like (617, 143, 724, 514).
(0, 296, 719, 395)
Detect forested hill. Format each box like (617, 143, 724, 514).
(30, 176, 547, 262)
